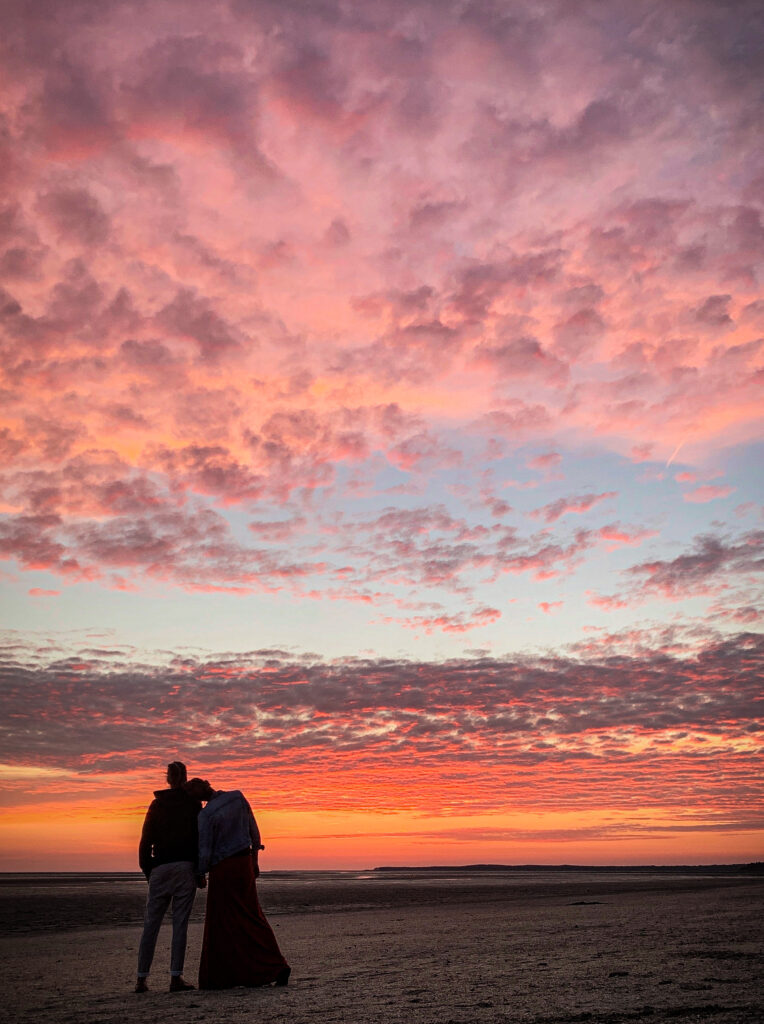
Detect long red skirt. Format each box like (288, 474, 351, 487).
(199, 853, 289, 989)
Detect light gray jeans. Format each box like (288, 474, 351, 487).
(137, 860, 196, 977)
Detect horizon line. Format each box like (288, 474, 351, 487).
(1, 861, 762, 877)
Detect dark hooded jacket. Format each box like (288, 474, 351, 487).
(138, 787, 202, 879)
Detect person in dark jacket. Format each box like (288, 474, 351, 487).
(135, 761, 203, 993)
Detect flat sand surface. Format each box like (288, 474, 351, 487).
(1, 871, 762, 1024)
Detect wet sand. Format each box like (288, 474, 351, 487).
(2, 870, 762, 1024)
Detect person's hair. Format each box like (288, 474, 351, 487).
(167, 761, 188, 787)
(185, 777, 214, 801)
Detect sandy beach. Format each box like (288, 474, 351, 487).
(2, 870, 762, 1024)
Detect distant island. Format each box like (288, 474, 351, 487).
(373, 862, 764, 874)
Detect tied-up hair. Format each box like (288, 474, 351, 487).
(167, 761, 188, 787)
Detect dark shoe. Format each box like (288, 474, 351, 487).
(134, 978, 149, 993)
(169, 976, 195, 992)
(275, 966, 291, 986)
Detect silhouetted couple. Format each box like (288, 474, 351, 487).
(135, 761, 290, 992)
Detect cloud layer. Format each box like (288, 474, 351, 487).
(1, 630, 761, 822)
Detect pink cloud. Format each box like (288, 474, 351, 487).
(36, 187, 110, 246)
(597, 525, 657, 551)
(387, 431, 462, 473)
(630, 444, 654, 463)
(527, 452, 562, 471)
(533, 492, 617, 523)
(626, 530, 764, 601)
(28, 587, 60, 597)
(553, 306, 605, 358)
(683, 485, 735, 504)
(382, 605, 502, 634)
(586, 591, 629, 611)
(473, 336, 568, 386)
(538, 601, 563, 614)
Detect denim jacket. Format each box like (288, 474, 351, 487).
(198, 790, 261, 874)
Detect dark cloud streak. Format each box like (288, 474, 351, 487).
(0, 632, 760, 818)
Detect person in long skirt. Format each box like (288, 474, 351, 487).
(185, 778, 290, 989)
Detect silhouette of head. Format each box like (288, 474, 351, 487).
(185, 777, 215, 802)
(166, 761, 188, 788)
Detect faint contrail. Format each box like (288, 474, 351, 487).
(666, 440, 685, 467)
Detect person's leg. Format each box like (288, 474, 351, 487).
(136, 864, 173, 986)
(169, 862, 197, 986)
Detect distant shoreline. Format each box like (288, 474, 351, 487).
(372, 862, 764, 874)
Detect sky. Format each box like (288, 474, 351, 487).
(0, 0, 762, 871)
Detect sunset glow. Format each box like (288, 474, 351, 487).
(1, 0, 762, 871)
